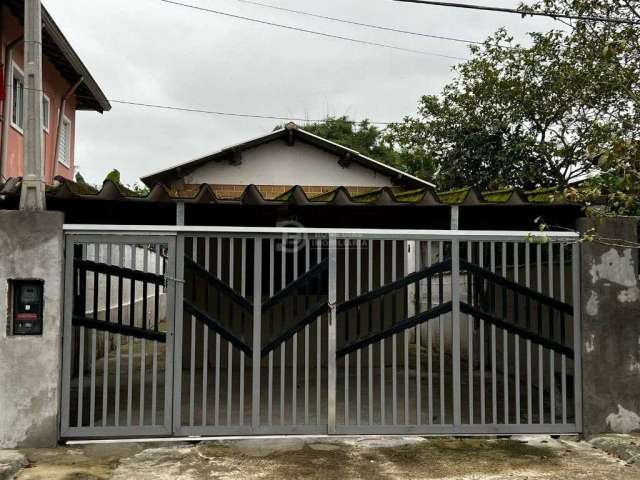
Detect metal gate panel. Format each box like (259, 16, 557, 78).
(60, 234, 176, 438)
(61, 226, 582, 438)
(173, 233, 331, 435)
(332, 236, 581, 435)
(173, 236, 253, 435)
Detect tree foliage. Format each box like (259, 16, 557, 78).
(385, 0, 639, 206)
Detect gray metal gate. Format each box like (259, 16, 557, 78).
(60, 233, 177, 438)
(60, 226, 582, 438)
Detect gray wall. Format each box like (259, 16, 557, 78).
(579, 217, 640, 436)
(0, 210, 64, 448)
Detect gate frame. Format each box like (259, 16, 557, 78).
(60, 232, 178, 439)
(61, 225, 583, 437)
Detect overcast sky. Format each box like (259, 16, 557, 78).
(42, 0, 558, 185)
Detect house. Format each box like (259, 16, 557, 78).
(141, 122, 434, 200)
(0, 0, 110, 183)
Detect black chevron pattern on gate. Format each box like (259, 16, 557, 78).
(261, 258, 329, 357)
(183, 255, 253, 355)
(334, 258, 574, 358)
(461, 260, 574, 358)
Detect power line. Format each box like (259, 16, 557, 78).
(156, 0, 467, 60)
(228, 0, 485, 46)
(394, 0, 640, 25)
(105, 97, 394, 125)
(24, 77, 397, 127)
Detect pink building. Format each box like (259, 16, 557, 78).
(0, 1, 109, 183)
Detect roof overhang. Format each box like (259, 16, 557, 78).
(140, 123, 435, 189)
(3, 0, 111, 113)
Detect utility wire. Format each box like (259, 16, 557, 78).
(19, 84, 395, 125)
(228, 0, 485, 45)
(394, 0, 640, 25)
(105, 98, 394, 125)
(156, 0, 467, 60)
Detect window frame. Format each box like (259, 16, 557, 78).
(11, 62, 25, 134)
(42, 94, 50, 133)
(57, 114, 72, 168)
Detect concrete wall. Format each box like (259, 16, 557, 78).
(182, 140, 394, 188)
(579, 217, 640, 436)
(0, 210, 64, 448)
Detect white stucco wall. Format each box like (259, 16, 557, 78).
(182, 140, 394, 187)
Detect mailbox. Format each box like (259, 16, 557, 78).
(11, 280, 44, 335)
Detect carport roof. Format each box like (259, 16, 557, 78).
(0, 176, 572, 207)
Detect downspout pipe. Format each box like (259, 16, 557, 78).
(0, 35, 23, 179)
(51, 76, 83, 183)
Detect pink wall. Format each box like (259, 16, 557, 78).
(1, 11, 77, 183)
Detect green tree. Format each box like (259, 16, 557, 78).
(281, 116, 436, 181)
(386, 0, 639, 198)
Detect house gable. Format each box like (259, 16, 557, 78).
(183, 139, 394, 188)
(141, 124, 434, 189)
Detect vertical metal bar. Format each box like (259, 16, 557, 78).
(102, 243, 111, 427)
(525, 241, 532, 424)
(316, 237, 322, 425)
(115, 244, 124, 427)
(252, 237, 263, 429)
(202, 237, 210, 426)
(328, 234, 337, 434)
(239, 239, 246, 426)
(572, 243, 582, 431)
(404, 241, 410, 425)
(268, 238, 274, 426)
(344, 240, 350, 425)
(127, 244, 134, 427)
(452, 239, 461, 426)
(89, 243, 99, 428)
(61, 236, 76, 434)
(304, 239, 310, 425)
(415, 241, 421, 426)
(172, 234, 185, 435)
(368, 239, 374, 425)
(514, 242, 520, 425)
(292, 244, 298, 425)
(280, 235, 286, 425)
(189, 238, 197, 427)
(427, 241, 433, 425)
(152, 243, 160, 426)
(491, 242, 497, 425)
(392, 240, 397, 425)
(380, 239, 386, 425)
(227, 239, 234, 426)
(479, 242, 485, 425)
(77, 315, 85, 426)
(356, 239, 362, 426)
(214, 237, 222, 426)
(548, 242, 554, 425)
(438, 241, 445, 424)
(139, 245, 148, 426)
(536, 243, 544, 425)
(467, 241, 473, 425)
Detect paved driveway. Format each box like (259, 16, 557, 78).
(10, 436, 639, 479)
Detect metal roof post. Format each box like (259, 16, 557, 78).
(450, 205, 459, 230)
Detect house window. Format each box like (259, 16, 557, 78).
(42, 95, 50, 133)
(11, 65, 24, 132)
(57, 116, 71, 167)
